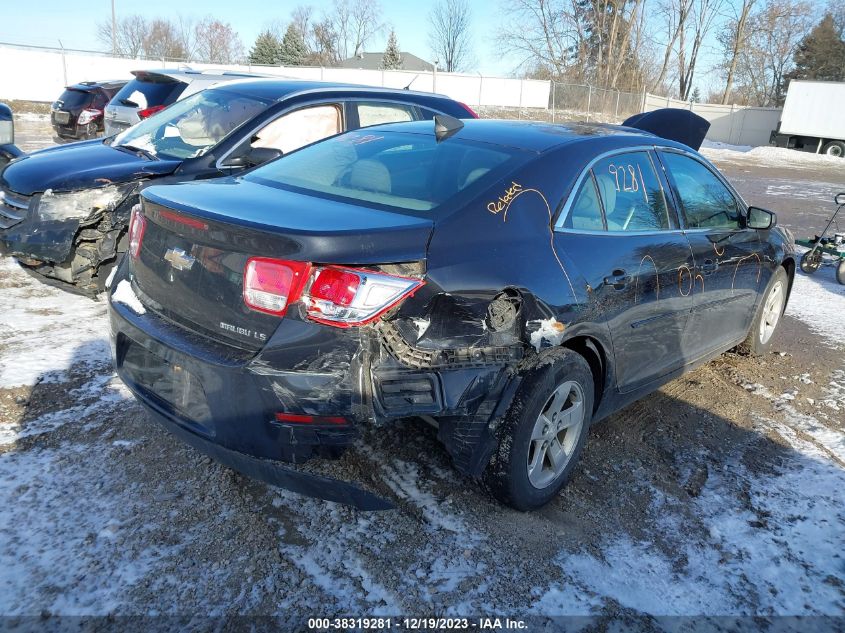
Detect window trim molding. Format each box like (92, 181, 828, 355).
(553, 144, 675, 235)
(655, 148, 748, 231)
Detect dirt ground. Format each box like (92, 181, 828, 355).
(1, 115, 844, 626)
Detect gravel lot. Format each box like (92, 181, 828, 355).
(2, 115, 844, 625)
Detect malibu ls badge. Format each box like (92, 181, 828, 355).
(164, 247, 196, 271)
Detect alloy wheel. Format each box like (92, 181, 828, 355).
(759, 279, 785, 345)
(527, 380, 585, 489)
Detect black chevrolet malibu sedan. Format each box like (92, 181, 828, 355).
(108, 113, 795, 510)
(0, 79, 475, 293)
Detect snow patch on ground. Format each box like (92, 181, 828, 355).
(0, 375, 126, 447)
(0, 257, 110, 388)
(535, 409, 845, 615)
(13, 112, 49, 122)
(112, 279, 145, 315)
(701, 140, 753, 153)
(701, 143, 845, 169)
(785, 257, 845, 344)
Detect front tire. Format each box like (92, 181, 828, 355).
(837, 260, 845, 285)
(484, 348, 594, 511)
(741, 266, 788, 356)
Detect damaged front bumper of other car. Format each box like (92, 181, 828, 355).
(0, 183, 136, 294)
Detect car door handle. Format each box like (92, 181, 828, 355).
(604, 270, 631, 289)
(701, 260, 719, 274)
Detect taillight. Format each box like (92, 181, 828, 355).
(77, 108, 102, 126)
(138, 105, 166, 119)
(458, 102, 479, 118)
(243, 258, 311, 316)
(128, 206, 146, 259)
(303, 266, 424, 327)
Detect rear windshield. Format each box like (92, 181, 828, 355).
(244, 130, 530, 213)
(112, 78, 186, 109)
(56, 89, 93, 109)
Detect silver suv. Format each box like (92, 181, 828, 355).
(103, 69, 262, 136)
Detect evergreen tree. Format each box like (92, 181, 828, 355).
(690, 87, 701, 103)
(381, 30, 402, 70)
(248, 30, 281, 65)
(279, 24, 308, 66)
(789, 14, 845, 82)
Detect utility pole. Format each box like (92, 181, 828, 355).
(111, 0, 117, 56)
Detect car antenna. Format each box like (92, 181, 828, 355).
(403, 74, 420, 90)
(434, 114, 463, 142)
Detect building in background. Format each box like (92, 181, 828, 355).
(339, 52, 434, 72)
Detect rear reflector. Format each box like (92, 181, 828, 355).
(243, 257, 311, 316)
(128, 205, 146, 259)
(138, 105, 166, 119)
(274, 412, 348, 425)
(303, 266, 424, 327)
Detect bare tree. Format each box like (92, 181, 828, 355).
(144, 18, 187, 60)
(173, 15, 198, 61)
(328, 0, 383, 61)
(731, 0, 815, 106)
(720, 0, 757, 103)
(677, 0, 723, 100)
(96, 14, 150, 58)
(650, 0, 692, 92)
(428, 0, 474, 72)
(193, 17, 244, 64)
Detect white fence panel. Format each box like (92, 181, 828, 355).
(0, 44, 550, 108)
(643, 93, 781, 147)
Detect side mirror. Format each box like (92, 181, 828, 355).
(223, 146, 282, 169)
(747, 206, 777, 230)
(245, 146, 282, 166)
(0, 103, 14, 145)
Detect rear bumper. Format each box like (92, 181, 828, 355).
(135, 387, 393, 510)
(108, 262, 522, 505)
(109, 287, 397, 510)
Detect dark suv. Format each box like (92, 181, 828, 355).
(51, 81, 127, 141)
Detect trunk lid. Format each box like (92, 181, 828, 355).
(133, 179, 433, 350)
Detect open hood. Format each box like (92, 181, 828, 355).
(622, 108, 710, 151)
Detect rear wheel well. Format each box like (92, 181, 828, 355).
(562, 336, 606, 413)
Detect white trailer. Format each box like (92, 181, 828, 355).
(770, 79, 845, 157)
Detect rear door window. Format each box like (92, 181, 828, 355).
(660, 152, 742, 230)
(251, 104, 342, 154)
(592, 152, 671, 231)
(354, 102, 415, 128)
(562, 175, 605, 231)
(112, 79, 185, 109)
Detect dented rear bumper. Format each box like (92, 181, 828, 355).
(108, 267, 523, 507)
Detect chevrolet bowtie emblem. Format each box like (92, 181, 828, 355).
(163, 247, 196, 271)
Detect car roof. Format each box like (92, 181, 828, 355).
(357, 118, 670, 153)
(205, 77, 455, 104)
(67, 80, 127, 91)
(130, 69, 265, 84)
